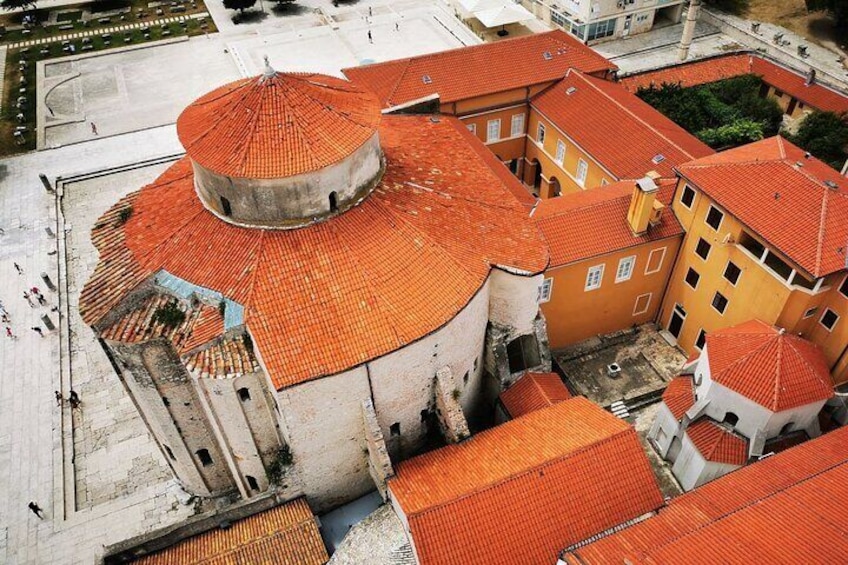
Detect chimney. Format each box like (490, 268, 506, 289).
(677, 0, 702, 61)
(627, 175, 663, 235)
(805, 68, 816, 86)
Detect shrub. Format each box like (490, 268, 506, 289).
(697, 119, 764, 149)
(268, 445, 293, 483)
(117, 206, 133, 225)
(787, 111, 848, 170)
(152, 300, 186, 329)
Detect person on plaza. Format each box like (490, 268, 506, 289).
(368, 6, 372, 16)
(23, 292, 34, 308)
(14, 263, 23, 275)
(31, 326, 43, 337)
(1, 314, 9, 324)
(368, 30, 372, 43)
(55, 390, 63, 406)
(27, 502, 44, 519)
(90, 122, 98, 135)
(5, 326, 15, 339)
(32, 288, 46, 306)
(395, 22, 399, 31)
(69, 390, 81, 409)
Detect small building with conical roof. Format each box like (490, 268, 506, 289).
(80, 66, 551, 511)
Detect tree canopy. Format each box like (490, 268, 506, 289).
(805, 0, 848, 31)
(787, 111, 848, 170)
(223, 0, 256, 13)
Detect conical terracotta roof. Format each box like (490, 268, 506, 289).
(176, 70, 382, 179)
(705, 319, 834, 411)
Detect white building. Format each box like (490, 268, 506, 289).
(650, 319, 834, 490)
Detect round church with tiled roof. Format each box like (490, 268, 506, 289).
(81, 65, 551, 510)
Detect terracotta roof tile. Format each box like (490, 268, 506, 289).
(177, 72, 381, 179)
(499, 371, 571, 418)
(662, 376, 695, 420)
(532, 71, 713, 179)
(563, 426, 848, 564)
(686, 419, 748, 466)
(679, 136, 848, 278)
(183, 335, 260, 379)
(705, 319, 834, 411)
(134, 498, 328, 565)
(343, 30, 616, 107)
(389, 397, 664, 565)
(534, 178, 683, 268)
(81, 115, 549, 390)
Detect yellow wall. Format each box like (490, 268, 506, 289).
(542, 237, 681, 348)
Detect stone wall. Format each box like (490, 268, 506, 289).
(434, 367, 470, 443)
(361, 398, 394, 501)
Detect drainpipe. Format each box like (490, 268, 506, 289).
(677, 0, 702, 61)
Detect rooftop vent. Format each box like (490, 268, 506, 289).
(825, 180, 839, 190)
(543, 51, 553, 60)
(422, 75, 432, 84)
(607, 363, 622, 378)
(651, 154, 666, 164)
(566, 86, 577, 95)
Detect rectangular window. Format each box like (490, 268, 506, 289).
(586, 17, 616, 41)
(576, 159, 588, 187)
(555, 140, 566, 164)
(685, 267, 700, 289)
(695, 329, 707, 350)
(538, 278, 553, 303)
(680, 185, 695, 209)
(712, 291, 729, 314)
(723, 261, 741, 285)
(645, 247, 667, 274)
(615, 256, 635, 283)
(487, 119, 501, 142)
(695, 238, 711, 260)
(763, 250, 793, 281)
(466, 123, 476, 135)
(739, 231, 766, 260)
(705, 205, 724, 230)
(511, 113, 525, 137)
(803, 307, 818, 319)
(633, 293, 652, 316)
(820, 308, 839, 331)
(537, 122, 546, 144)
(839, 276, 848, 298)
(585, 264, 604, 291)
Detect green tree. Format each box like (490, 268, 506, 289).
(697, 119, 764, 149)
(787, 111, 848, 170)
(0, 0, 37, 11)
(805, 0, 848, 31)
(223, 0, 256, 14)
(273, 0, 296, 7)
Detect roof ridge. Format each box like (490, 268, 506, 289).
(772, 334, 784, 411)
(182, 78, 256, 160)
(815, 180, 829, 277)
(700, 420, 741, 461)
(385, 59, 415, 107)
(783, 338, 832, 397)
(537, 187, 630, 220)
(237, 229, 265, 330)
(710, 330, 779, 408)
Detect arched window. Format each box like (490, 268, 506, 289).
(196, 448, 213, 467)
(237, 387, 251, 402)
(220, 196, 232, 217)
(780, 422, 794, 436)
(246, 475, 259, 491)
(723, 412, 739, 427)
(329, 191, 338, 213)
(390, 422, 401, 437)
(163, 444, 175, 460)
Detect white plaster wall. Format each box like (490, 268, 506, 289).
(488, 270, 543, 340)
(648, 402, 680, 458)
(671, 433, 708, 491)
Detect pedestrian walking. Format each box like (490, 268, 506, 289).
(90, 122, 98, 135)
(5, 326, 15, 340)
(395, 22, 399, 31)
(32, 288, 46, 306)
(14, 262, 23, 275)
(1, 314, 9, 324)
(368, 6, 372, 16)
(28, 502, 44, 519)
(55, 390, 63, 406)
(69, 390, 81, 409)
(368, 30, 372, 43)
(23, 292, 35, 308)
(31, 326, 43, 337)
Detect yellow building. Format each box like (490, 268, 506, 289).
(658, 136, 848, 386)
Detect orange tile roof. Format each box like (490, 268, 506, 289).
(686, 419, 748, 466)
(563, 426, 848, 564)
(534, 178, 683, 268)
(176, 72, 381, 179)
(343, 30, 617, 108)
(662, 376, 695, 420)
(389, 397, 664, 565)
(620, 53, 848, 115)
(80, 115, 549, 391)
(704, 319, 834, 412)
(134, 498, 328, 565)
(531, 70, 714, 180)
(183, 335, 260, 378)
(678, 136, 848, 278)
(499, 371, 572, 417)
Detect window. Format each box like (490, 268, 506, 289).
(723, 412, 739, 427)
(780, 422, 794, 436)
(220, 196, 232, 217)
(585, 17, 616, 41)
(506, 334, 542, 373)
(723, 261, 741, 285)
(685, 268, 700, 289)
(820, 308, 839, 331)
(680, 185, 695, 209)
(705, 205, 724, 230)
(329, 191, 338, 213)
(695, 238, 711, 260)
(739, 231, 765, 260)
(763, 251, 793, 281)
(421, 409, 429, 422)
(537, 122, 546, 144)
(585, 264, 604, 291)
(695, 329, 707, 350)
(645, 247, 666, 274)
(511, 113, 524, 137)
(538, 278, 553, 303)
(575, 159, 588, 187)
(487, 118, 501, 142)
(246, 475, 259, 491)
(803, 307, 818, 319)
(163, 444, 175, 460)
(615, 256, 635, 283)
(839, 277, 848, 298)
(196, 449, 213, 467)
(390, 423, 401, 437)
(633, 293, 652, 316)
(466, 123, 476, 135)
(712, 291, 729, 314)
(237, 387, 251, 401)
(555, 140, 566, 164)
(550, 9, 567, 28)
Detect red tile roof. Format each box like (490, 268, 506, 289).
(620, 53, 848, 115)
(176, 72, 382, 179)
(662, 376, 695, 420)
(686, 419, 748, 466)
(678, 136, 848, 278)
(499, 371, 572, 417)
(563, 426, 848, 564)
(704, 319, 834, 412)
(389, 397, 664, 565)
(343, 30, 617, 108)
(531, 70, 713, 180)
(81, 115, 549, 391)
(134, 498, 328, 565)
(534, 178, 683, 268)
(183, 335, 260, 379)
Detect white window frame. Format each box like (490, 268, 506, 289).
(537, 122, 546, 144)
(466, 123, 476, 135)
(585, 264, 604, 291)
(487, 118, 501, 143)
(685, 267, 700, 289)
(705, 205, 724, 231)
(576, 158, 588, 187)
(511, 113, 525, 137)
(680, 184, 696, 209)
(839, 275, 848, 299)
(537, 278, 553, 303)
(645, 247, 667, 275)
(723, 261, 742, 286)
(633, 293, 652, 316)
(615, 256, 636, 283)
(694, 329, 707, 350)
(711, 291, 729, 315)
(695, 238, 711, 261)
(820, 308, 839, 332)
(555, 140, 566, 164)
